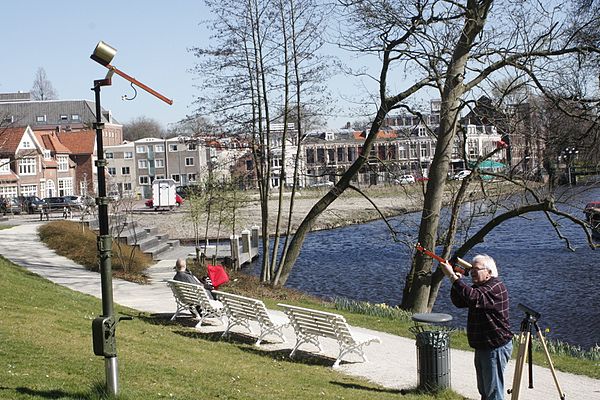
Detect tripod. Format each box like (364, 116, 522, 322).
(508, 308, 565, 400)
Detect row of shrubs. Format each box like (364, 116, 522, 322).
(38, 220, 152, 283)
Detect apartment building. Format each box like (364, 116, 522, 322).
(133, 137, 209, 198)
(104, 142, 136, 198)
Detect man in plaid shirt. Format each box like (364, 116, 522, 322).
(441, 254, 513, 400)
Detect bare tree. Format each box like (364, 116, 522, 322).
(30, 67, 57, 100)
(123, 116, 165, 141)
(276, 0, 600, 315)
(191, 0, 330, 283)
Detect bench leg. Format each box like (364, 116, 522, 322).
(289, 334, 321, 358)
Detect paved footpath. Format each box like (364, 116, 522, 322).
(1, 223, 599, 400)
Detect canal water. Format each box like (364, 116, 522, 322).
(246, 186, 600, 350)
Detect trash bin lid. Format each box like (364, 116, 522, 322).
(412, 312, 453, 324)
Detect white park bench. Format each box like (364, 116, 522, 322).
(278, 303, 381, 368)
(167, 279, 224, 327)
(213, 290, 289, 346)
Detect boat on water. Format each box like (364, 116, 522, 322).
(584, 201, 600, 239)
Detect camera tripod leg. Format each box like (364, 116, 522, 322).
(509, 330, 530, 400)
(535, 326, 566, 400)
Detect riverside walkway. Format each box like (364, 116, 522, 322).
(0, 222, 598, 400)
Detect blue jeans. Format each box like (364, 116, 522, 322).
(474, 340, 513, 400)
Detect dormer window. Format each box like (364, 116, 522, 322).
(60, 115, 68, 121)
(36, 115, 46, 123)
(325, 132, 334, 141)
(43, 150, 51, 159)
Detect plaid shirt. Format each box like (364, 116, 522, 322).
(451, 277, 513, 349)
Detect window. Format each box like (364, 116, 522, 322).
(169, 144, 178, 152)
(188, 173, 197, 182)
(138, 160, 147, 169)
(18, 157, 36, 175)
(57, 155, 69, 171)
(21, 184, 37, 196)
(185, 157, 194, 166)
(60, 115, 68, 121)
(306, 148, 315, 164)
(347, 147, 356, 162)
(22, 139, 32, 149)
(43, 150, 51, 159)
(0, 158, 10, 174)
(105, 152, 114, 159)
(36, 115, 46, 123)
(136, 146, 147, 153)
(121, 167, 130, 175)
(188, 143, 197, 151)
(124, 151, 133, 159)
(155, 159, 164, 168)
(71, 114, 80, 121)
(3, 115, 14, 123)
(123, 182, 132, 191)
(155, 175, 165, 180)
(0, 185, 18, 198)
(154, 144, 164, 153)
(139, 176, 149, 185)
(58, 178, 73, 196)
(171, 174, 181, 182)
(107, 167, 116, 175)
(410, 143, 418, 158)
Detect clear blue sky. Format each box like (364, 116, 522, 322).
(0, 1, 367, 131)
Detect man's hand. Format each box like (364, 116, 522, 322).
(440, 261, 460, 282)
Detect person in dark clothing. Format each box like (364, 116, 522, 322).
(172, 258, 216, 299)
(441, 254, 513, 400)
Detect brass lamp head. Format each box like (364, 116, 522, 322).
(91, 41, 117, 66)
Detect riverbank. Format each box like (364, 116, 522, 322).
(134, 180, 524, 241)
(135, 185, 428, 240)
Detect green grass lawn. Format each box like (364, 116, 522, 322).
(0, 256, 467, 400)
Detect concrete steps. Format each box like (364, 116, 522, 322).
(90, 216, 180, 260)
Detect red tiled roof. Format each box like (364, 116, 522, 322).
(57, 130, 96, 154)
(42, 159, 58, 168)
(36, 132, 71, 154)
(352, 130, 398, 140)
(0, 127, 28, 155)
(0, 171, 19, 182)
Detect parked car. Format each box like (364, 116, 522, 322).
(176, 185, 200, 199)
(1, 198, 22, 215)
(145, 194, 184, 208)
(450, 170, 471, 180)
(16, 195, 45, 214)
(61, 195, 85, 210)
(42, 196, 72, 211)
(309, 181, 334, 188)
(416, 177, 430, 182)
(395, 174, 416, 184)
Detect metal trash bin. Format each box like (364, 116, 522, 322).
(410, 313, 454, 391)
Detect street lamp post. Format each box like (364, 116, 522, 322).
(89, 41, 172, 396)
(561, 147, 579, 186)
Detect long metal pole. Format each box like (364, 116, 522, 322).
(93, 80, 118, 395)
